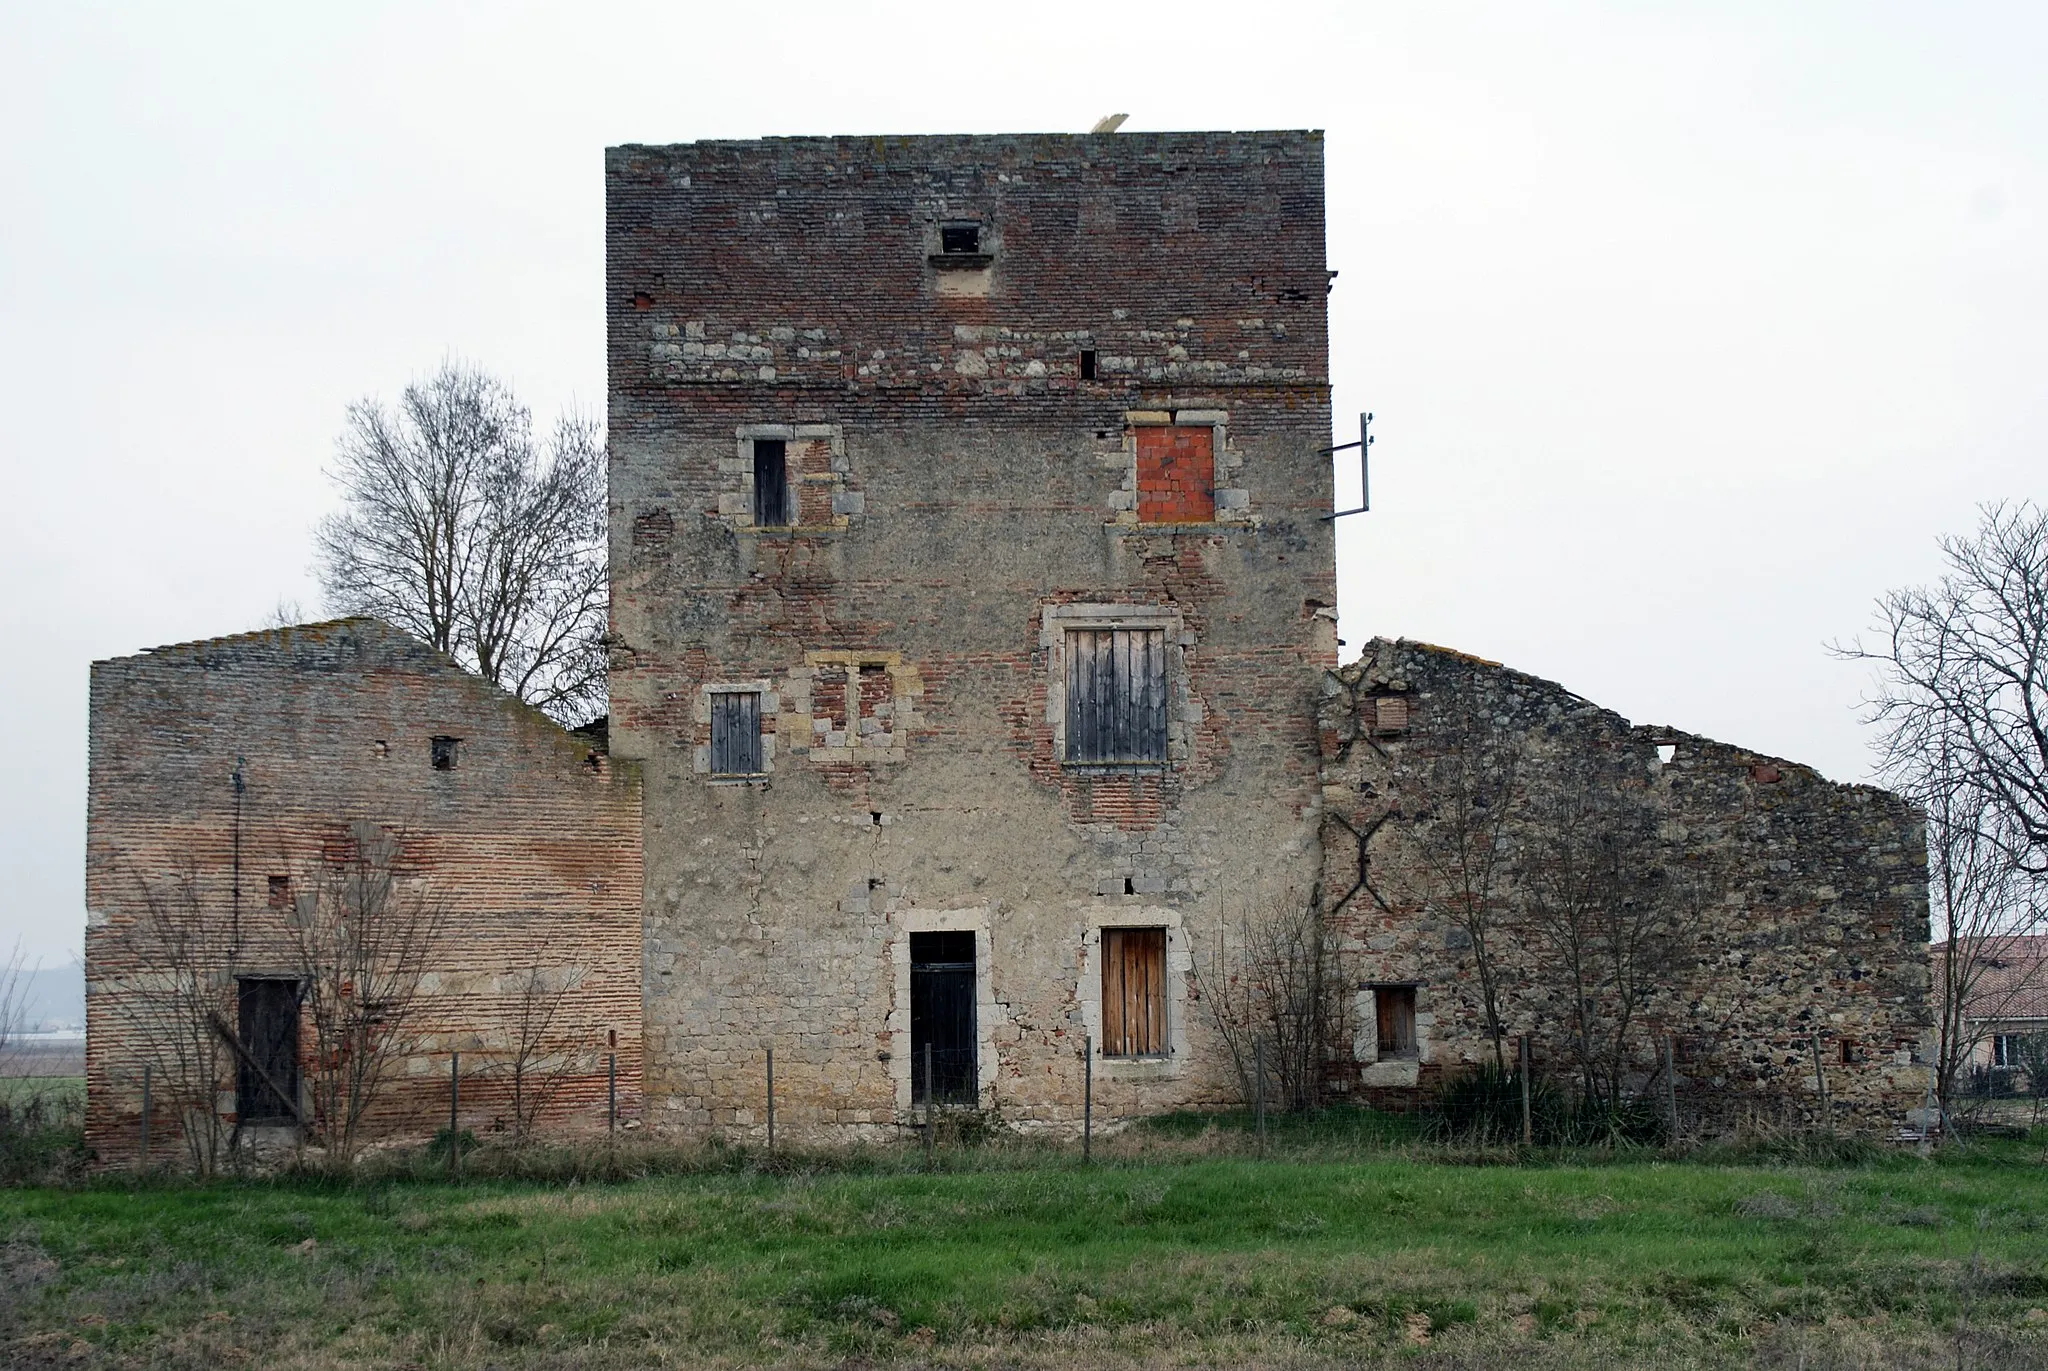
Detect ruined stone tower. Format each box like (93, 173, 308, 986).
(604, 132, 1338, 1134)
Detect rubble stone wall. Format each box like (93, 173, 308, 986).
(606, 132, 1338, 1137)
(1318, 638, 1933, 1133)
(84, 621, 643, 1166)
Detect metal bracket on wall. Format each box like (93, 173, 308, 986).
(1321, 411, 1374, 520)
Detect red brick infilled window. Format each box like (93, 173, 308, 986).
(1135, 425, 1215, 524)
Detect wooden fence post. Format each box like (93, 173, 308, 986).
(765, 1047, 775, 1158)
(1663, 1037, 1680, 1142)
(449, 1052, 460, 1181)
(1255, 1039, 1267, 1156)
(1083, 1036, 1093, 1162)
(1519, 1035, 1533, 1146)
(140, 1063, 152, 1170)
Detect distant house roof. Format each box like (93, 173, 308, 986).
(1936, 936, 2048, 1023)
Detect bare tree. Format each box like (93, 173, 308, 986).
(1923, 750, 2045, 1123)
(1843, 501, 2048, 878)
(503, 961, 584, 1142)
(1196, 893, 1346, 1113)
(1838, 502, 2048, 1128)
(316, 359, 608, 724)
(287, 824, 446, 1172)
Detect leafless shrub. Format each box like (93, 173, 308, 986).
(1196, 893, 1347, 1113)
(503, 961, 585, 1142)
(103, 865, 240, 1173)
(316, 359, 608, 724)
(1517, 757, 1699, 1126)
(286, 823, 446, 1172)
(1392, 726, 1523, 1071)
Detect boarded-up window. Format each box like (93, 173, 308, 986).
(1064, 628, 1167, 764)
(1135, 425, 1215, 524)
(1374, 985, 1417, 1060)
(1101, 927, 1168, 1057)
(710, 691, 763, 776)
(752, 439, 789, 527)
(236, 978, 301, 1125)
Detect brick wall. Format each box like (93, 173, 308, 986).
(1318, 638, 1933, 1133)
(84, 620, 643, 1166)
(606, 131, 1338, 1136)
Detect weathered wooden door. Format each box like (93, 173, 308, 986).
(909, 931, 977, 1106)
(1101, 927, 1168, 1057)
(236, 978, 301, 1125)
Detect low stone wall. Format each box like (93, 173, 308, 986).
(1318, 638, 1932, 1134)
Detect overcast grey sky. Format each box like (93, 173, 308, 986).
(3, 2, 2043, 964)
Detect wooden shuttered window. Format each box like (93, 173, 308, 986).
(1374, 985, 1417, 1060)
(1064, 627, 1167, 763)
(709, 691, 762, 776)
(1101, 927, 1168, 1057)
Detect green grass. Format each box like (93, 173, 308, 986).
(3, 1128, 2047, 1368)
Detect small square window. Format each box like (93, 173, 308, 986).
(266, 875, 292, 910)
(430, 736, 459, 771)
(710, 691, 763, 777)
(939, 222, 981, 255)
(752, 440, 789, 528)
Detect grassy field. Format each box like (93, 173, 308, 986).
(2, 1119, 2046, 1369)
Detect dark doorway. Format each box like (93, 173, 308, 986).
(236, 978, 302, 1125)
(909, 931, 977, 1106)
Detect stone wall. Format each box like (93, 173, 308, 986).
(606, 131, 1338, 1137)
(84, 620, 643, 1166)
(1318, 638, 1932, 1133)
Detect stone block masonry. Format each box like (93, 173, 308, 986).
(607, 131, 1338, 1138)
(1318, 639, 1932, 1132)
(84, 621, 643, 1166)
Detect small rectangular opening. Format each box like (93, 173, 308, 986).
(710, 690, 764, 777)
(939, 223, 981, 255)
(1080, 349, 1097, 380)
(1374, 985, 1417, 1061)
(752, 440, 789, 527)
(1839, 1038, 1861, 1066)
(430, 736, 459, 771)
(266, 875, 292, 910)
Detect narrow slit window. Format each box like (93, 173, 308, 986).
(430, 735, 459, 771)
(1064, 627, 1167, 764)
(710, 690, 763, 777)
(1101, 927, 1168, 1057)
(752, 439, 789, 527)
(1374, 985, 1417, 1061)
(1080, 349, 1097, 380)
